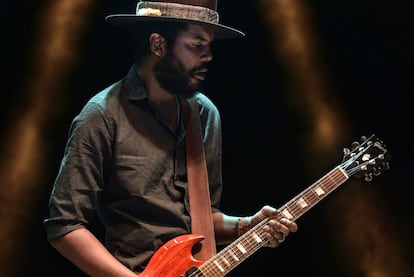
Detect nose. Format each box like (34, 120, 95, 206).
(201, 46, 213, 62)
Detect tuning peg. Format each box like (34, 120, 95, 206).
(343, 148, 351, 156)
(364, 173, 373, 182)
(382, 162, 390, 171)
(342, 148, 351, 162)
(351, 141, 360, 150)
(373, 167, 381, 176)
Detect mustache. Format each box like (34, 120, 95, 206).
(191, 64, 209, 73)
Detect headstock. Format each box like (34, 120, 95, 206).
(341, 134, 391, 181)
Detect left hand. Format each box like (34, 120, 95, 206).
(244, 205, 298, 248)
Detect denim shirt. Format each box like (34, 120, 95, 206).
(43, 64, 223, 273)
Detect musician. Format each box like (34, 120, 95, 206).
(43, 1, 298, 276)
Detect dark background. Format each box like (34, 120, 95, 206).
(1, 0, 413, 276)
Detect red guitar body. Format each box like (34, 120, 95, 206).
(140, 234, 205, 277)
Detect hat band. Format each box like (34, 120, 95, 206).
(137, 1, 219, 24)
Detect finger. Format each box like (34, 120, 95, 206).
(269, 220, 289, 235)
(272, 227, 285, 242)
(261, 205, 278, 217)
(277, 233, 285, 243)
(265, 223, 286, 242)
(263, 224, 283, 245)
(280, 218, 298, 233)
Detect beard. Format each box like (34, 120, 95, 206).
(153, 51, 206, 98)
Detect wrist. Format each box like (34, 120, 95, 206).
(235, 217, 251, 238)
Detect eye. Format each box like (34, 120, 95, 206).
(187, 37, 210, 53)
(191, 42, 203, 48)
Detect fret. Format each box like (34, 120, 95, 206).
(296, 197, 309, 209)
(281, 206, 294, 220)
(228, 249, 239, 261)
(314, 185, 326, 196)
(213, 260, 224, 272)
(202, 225, 269, 276)
(252, 232, 263, 243)
(221, 256, 231, 267)
(278, 166, 349, 221)
(236, 243, 247, 254)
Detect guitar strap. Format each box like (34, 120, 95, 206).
(182, 97, 217, 261)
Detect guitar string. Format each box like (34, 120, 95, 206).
(198, 219, 270, 276)
(280, 167, 347, 218)
(286, 143, 385, 217)
(284, 150, 383, 219)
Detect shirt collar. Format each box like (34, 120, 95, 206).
(124, 64, 148, 101)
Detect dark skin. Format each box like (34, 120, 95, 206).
(49, 24, 298, 277)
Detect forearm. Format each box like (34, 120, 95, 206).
(212, 212, 248, 245)
(49, 228, 137, 277)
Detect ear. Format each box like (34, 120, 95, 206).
(149, 33, 165, 56)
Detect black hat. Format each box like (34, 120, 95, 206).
(105, 0, 245, 39)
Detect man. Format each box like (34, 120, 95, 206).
(44, 1, 298, 276)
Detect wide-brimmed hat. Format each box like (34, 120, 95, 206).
(105, 0, 245, 39)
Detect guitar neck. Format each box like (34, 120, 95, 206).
(279, 165, 349, 221)
(198, 166, 349, 277)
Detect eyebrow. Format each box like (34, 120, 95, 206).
(189, 32, 212, 43)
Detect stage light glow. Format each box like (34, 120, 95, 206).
(258, 0, 349, 152)
(257, 0, 408, 276)
(0, 1, 96, 276)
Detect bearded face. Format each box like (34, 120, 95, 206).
(153, 49, 208, 98)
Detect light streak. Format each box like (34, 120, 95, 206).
(257, 0, 410, 276)
(0, 1, 96, 275)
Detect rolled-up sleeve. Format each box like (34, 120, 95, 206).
(44, 102, 113, 240)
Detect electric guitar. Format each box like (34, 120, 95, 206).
(140, 134, 391, 277)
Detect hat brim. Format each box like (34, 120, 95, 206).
(105, 15, 245, 40)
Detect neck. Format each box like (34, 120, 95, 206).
(136, 60, 180, 131)
(136, 60, 176, 104)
